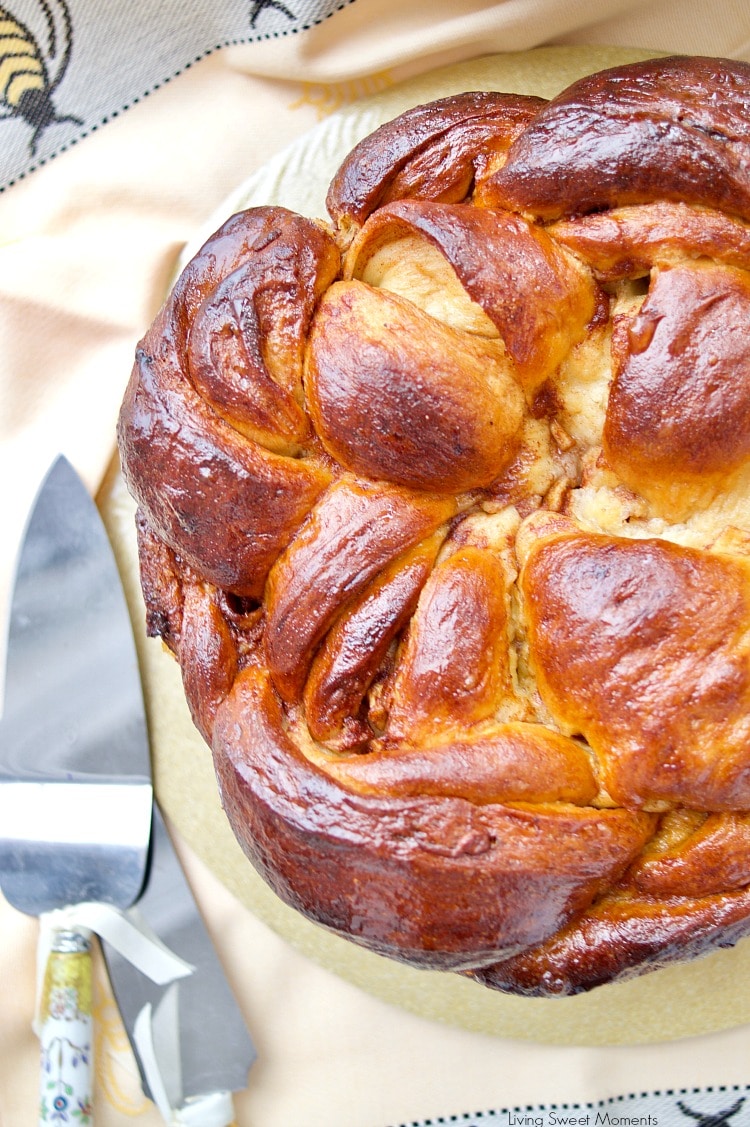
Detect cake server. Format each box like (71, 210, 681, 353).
(103, 802, 257, 1123)
(0, 454, 154, 1123)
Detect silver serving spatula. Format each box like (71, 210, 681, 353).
(104, 803, 257, 1123)
(0, 455, 153, 1123)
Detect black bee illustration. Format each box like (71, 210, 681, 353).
(0, 0, 81, 156)
(249, 0, 296, 28)
(677, 1098, 746, 1127)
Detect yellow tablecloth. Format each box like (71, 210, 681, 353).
(3, 4, 750, 1125)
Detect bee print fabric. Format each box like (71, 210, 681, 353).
(0, 0, 351, 191)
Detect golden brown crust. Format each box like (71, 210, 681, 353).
(384, 544, 514, 742)
(213, 666, 654, 969)
(118, 208, 337, 598)
(185, 213, 338, 454)
(179, 583, 239, 745)
(603, 261, 750, 517)
(630, 812, 750, 898)
(468, 885, 750, 996)
(306, 280, 525, 491)
(550, 202, 750, 281)
(263, 477, 457, 702)
(303, 533, 443, 750)
(325, 723, 599, 806)
(121, 322, 332, 598)
(119, 56, 750, 996)
(344, 200, 598, 396)
(520, 524, 750, 811)
(326, 90, 546, 230)
(134, 508, 184, 649)
(482, 56, 750, 221)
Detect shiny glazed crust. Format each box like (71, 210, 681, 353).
(118, 55, 750, 995)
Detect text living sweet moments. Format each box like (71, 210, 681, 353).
(507, 1115, 659, 1127)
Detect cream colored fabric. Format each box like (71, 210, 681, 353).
(2, 4, 750, 1125)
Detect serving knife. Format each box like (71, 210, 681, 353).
(104, 802, 257, 1123)
(0, 454, 154, 1123)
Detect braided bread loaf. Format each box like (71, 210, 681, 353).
(118, 55, 750, 996)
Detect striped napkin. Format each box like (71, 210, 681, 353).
(396, 1088, 750, 1127)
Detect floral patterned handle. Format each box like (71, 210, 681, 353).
(38, 930, 93, 1125)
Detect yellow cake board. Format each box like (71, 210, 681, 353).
(102, 47, 750, 1046)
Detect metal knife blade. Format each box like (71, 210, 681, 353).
(0, 453, 152, 910)
(0, 454, 152, 913)
(0, 453, 153, 1118)
(104, 803, 256, 1108)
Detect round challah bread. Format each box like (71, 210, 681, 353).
(118, 54, 750, 997)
